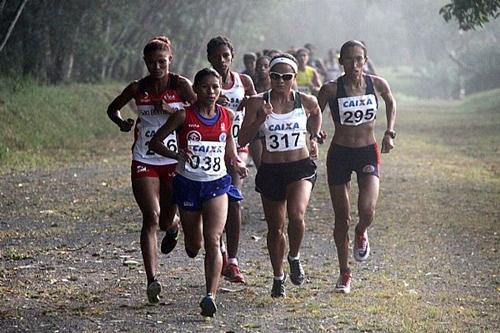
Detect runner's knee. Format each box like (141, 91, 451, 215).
(142, 209, 160, 227)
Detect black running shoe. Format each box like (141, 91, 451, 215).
(199, 295, 217, 317)
(161, 228, 178, 254)
(146, 280, 161, 304)
(288, 257, 305, 285)
(271, 276, 286, 298)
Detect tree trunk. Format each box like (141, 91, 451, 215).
(0, 0, 29, 53)
(100, 16, 111, 81)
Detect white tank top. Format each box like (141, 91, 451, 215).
(221, 72, 246, 146)
(259, 91, 308, 152)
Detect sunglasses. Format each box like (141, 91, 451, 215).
(269, 72, 295, 81)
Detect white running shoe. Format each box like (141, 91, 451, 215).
(353, 230, 370, 262)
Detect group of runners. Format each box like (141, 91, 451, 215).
(107, 35, 396, 317)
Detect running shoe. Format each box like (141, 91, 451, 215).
(223, 263, 246, 283)
(160, 228, 179, 255)
(146, 280, 161, 304)
(199, 295, 217, 317)
(353, 229, 370, 262)
(271, 276, 286, 298)
(288, 257, 305, 285)
(334, 271, 352, 294)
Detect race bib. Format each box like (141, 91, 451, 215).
(337, 94, 377, 126)
(231, 110, 245, 147)
(265, 124, 306, 152)
(185, 140, 226, 176)
(139, 126, 177, 158)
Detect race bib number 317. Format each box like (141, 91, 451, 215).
(337, 94, 377, 126)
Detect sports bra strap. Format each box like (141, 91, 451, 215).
(264, 90, 302, 108)
(294, 91, 302, 109)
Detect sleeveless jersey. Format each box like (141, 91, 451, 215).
(296, 66, 315, 94)
(328, 75, 378, 126)
(176, 105, 232, 182)
(259, 91, 308, 152)
(221, 72, 246, 146)
(132, 74, 187, 165)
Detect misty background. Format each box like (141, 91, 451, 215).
(1, 0, 499, 98)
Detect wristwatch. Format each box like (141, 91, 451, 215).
(384, 130, 396, 139)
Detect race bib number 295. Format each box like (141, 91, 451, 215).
(337, 94, 377, 126)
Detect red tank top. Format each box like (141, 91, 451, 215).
(176, 105, 232, 181)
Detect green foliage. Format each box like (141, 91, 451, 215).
(0, 0, 272, 83)
(0, 78, 125, 162)
(440, 0, 500, 30)
(1, 0, 499, 98)
(461, 42, 500, 94)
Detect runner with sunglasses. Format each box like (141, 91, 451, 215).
(238, 53, 322, 298)
(149, 68, 248, 317)
(206, 36, 257, 284)
(317, 40, 396, 293)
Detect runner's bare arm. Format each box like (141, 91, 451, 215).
(238, 96, 268, 147)
(177, 76, 197, 104)
(225, 111, 248, 178)
(303, 94, 322, 136)
(107, 81, 139, 132)
(317, 82, 336, 112)
(240, 73, 257, 96)
(303, 94, 322, 157)
(374, 77, 396, 153)
(149, 109, 186, 160)
(311, 68, 322, 94)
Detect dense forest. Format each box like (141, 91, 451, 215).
(1, 0, 499, 97)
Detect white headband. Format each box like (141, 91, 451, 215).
(269, 57, 298, 73)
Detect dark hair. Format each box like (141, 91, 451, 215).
(269, 53, 298, 71)
(243, 52, 257, 61)
(267, 49, 281, 56)
(143, 36, 172, 56)
(256, 55, 270, 66)
(339, 40, 367, 60)
(295, 47, 310, 56)
(193, 68, 220, 87)
(207, 36, 234, 57)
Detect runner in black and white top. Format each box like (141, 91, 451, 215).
(317, 40, 396, 294)
(239, 53, 322, 298)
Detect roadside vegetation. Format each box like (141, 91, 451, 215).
(0, 78, 133, 172)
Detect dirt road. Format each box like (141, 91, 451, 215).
(1, 99, 498, 332)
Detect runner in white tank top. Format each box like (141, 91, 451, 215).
(238, 53, 323, 297)
(107, 36, 196, 304)
(207, 36, 256, 284)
